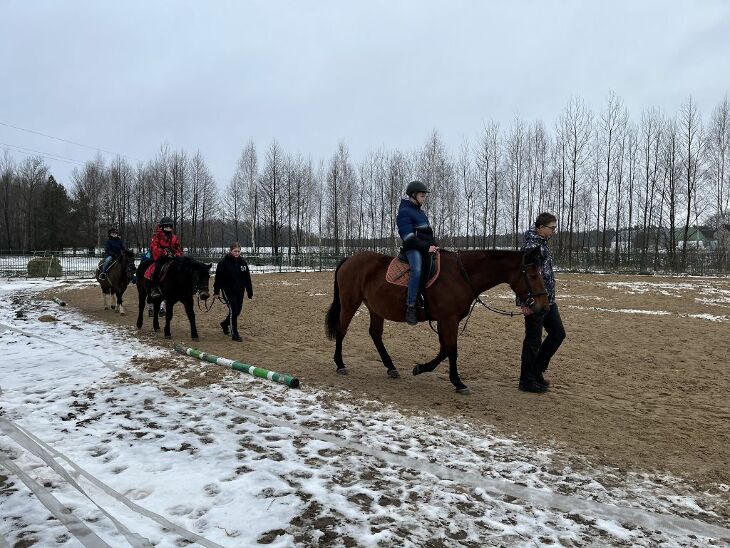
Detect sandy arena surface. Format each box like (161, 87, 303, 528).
(50, 271, 730, 496)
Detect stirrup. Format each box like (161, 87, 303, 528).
(98, 272, 107, 280)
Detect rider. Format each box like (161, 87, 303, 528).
(149, 216, 183, 299)
(98, 227, 126, 281)
(396, 180, 439, 326)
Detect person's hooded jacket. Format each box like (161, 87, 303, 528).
(517, 228, 555, 307)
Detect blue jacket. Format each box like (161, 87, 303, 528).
(518, 228, 556, 306)
(105, 237, 125, 257)
(396, 199, 435, 253)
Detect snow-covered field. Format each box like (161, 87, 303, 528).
(1, 280, 729, 547)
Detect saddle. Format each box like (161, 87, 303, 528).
(385, 250, 440, 288)
(143, 260, 173, 282)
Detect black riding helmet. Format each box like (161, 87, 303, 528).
(405, 180, 430, 197)
(159, 217, 174, 229)
(108, 227, 119, 237)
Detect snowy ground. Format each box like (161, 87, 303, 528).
(0, 280, 729, 547)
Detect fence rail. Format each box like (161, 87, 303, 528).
(0, 251, 346, 279)
(1, 248, 728, 279)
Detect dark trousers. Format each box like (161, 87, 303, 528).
(221, 289, 244, 337)
(520, 303, 566, 382)
(152, 258, 168, 286)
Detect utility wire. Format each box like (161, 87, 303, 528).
(0, 142, 87, 165)
(0, 120, 143, 163)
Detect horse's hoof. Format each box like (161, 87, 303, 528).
(164, 334, 172, 339)
(192, 336, 199, 341)
(456, 387, 471, 396)
(119, 312, 125, 316)
(412, 365, 421, 376)
(104, 306, 109, 310)
(336, 367, 348, 375)
(387, 369, 400, 379)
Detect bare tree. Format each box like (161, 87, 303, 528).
(679, 97, 703, 270)
(706, 96, 730, 230)
(560, 97, 593, 266)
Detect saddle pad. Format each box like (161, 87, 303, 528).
(385, 252, 440, 288)
(144, 261, 172, 282)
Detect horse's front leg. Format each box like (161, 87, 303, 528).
(116, 289, 125, 315)
(103, 290, 109, 310)
(181, 297, 198, 340)
(369, 314, 399, 378)
(413, 326, 447, 376)
(441, 319, 469, 395)
(163, 299, 176, 339)
(152, 300, 161, 332)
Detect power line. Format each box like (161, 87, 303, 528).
(0, 142, 87, 166)
(0, 120, 143, 163)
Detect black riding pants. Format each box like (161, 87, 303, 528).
(520, 302, 566, 382)
(221, 289, 244, 337)
(152, 258, 169, 286)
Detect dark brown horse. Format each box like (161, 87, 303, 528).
(95, 250, 136, 315)
(325, 249, 550, 394)
(135, 256, 212, 340)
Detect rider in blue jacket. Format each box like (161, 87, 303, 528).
(396, 180, 439, 325)
(98, 228, 126, 281)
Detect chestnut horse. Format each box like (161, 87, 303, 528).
(325, 248, 550, 394)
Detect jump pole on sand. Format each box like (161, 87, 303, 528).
(52, 297, 67, 306)
(174, 344, 300, 389)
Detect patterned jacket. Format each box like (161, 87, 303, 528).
(150, 227, 183, 261)
(518, 228, 556, 306)
(396, 199, 435, 253)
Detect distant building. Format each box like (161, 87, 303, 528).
(673, 227, 717, 250)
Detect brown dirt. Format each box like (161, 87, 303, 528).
(49, 272, 730, 491)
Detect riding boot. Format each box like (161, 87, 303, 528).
(231, 333, 243, 342)
(405, 304, 418, 326)
(519, 379, 548, 393)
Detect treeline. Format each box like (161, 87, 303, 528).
(1, 93, 728, 272)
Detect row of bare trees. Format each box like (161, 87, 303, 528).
(1, 94, 728, 272)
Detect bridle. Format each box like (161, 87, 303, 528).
(514, 253, 548, 309)
(454, 251, 547, 334)
(191, 267, 214, 312)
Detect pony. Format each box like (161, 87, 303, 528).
(325, 248, 550, 394)
(135, 256, 212, 340)
(95, 249, 136, 315)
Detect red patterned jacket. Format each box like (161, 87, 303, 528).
(150, 227, 183, 261)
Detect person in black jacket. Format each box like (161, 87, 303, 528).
(213, 243, 253, 342)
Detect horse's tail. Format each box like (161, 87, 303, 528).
(325, 258, 347, 340)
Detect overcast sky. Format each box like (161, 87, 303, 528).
(1, 1, 729, 188)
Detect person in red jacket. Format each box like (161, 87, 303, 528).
(149, 216, 183, 299)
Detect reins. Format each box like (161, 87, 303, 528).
(454, 250, 550, 335)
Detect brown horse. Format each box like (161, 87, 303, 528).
(325, 248, 550, 394)
(95, 250, 136, 315)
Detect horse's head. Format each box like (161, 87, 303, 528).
(511, 247, 550, 315)
(122, 250, 136, 280)
(191, 261, 213, 300)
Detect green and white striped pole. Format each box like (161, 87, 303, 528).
(174, 344, 300, 388)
